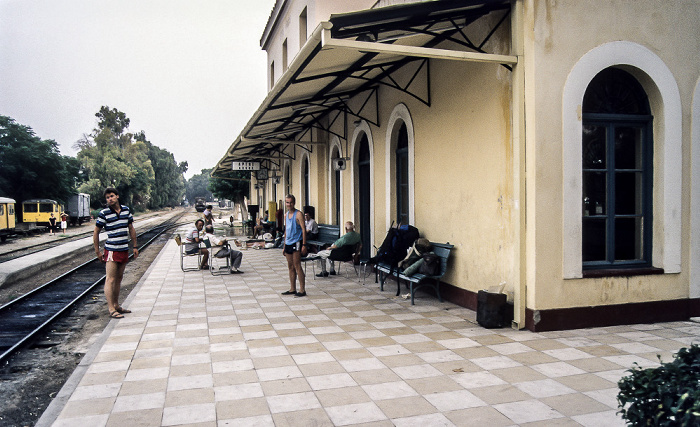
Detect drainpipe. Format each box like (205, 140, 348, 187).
(511, 0, 527, 329)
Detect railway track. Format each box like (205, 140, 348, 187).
(0, 214, 188, 264)
(0, 214, 184, 364)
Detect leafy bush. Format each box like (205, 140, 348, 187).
(617, 344, 700, 426)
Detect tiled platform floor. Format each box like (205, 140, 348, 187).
(41, 240, 700, 426)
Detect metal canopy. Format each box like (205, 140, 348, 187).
(213, 0, 513, 178)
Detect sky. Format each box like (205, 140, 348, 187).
(0, 0, 276, 178)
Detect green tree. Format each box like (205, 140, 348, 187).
(0, 115, 78, 207)
(186, 169, 214, 203)
(134, 131, 186, 208)
(208, 171, 249, 205)
(76, 107, 156, 210)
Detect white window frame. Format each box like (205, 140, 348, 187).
(385, 103, 415, 229)
(562, 41, 682, 278)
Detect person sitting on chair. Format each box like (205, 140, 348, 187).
(315, 221, 360, 277)
(185, 219, 209, 269)
(305, 212, 319, 241)
(203, 225, 243, 274)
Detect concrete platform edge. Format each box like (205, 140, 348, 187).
(35, 241, 170, 427)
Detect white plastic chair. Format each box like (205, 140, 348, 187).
(175, 234, 203, 272)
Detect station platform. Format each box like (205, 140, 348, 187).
(37, 238, 700, 426)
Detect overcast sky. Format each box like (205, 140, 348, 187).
(0, 0, 275, 178)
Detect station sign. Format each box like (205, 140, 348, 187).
(232, 161, 260, 171)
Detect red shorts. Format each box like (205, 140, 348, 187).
(104, 250, 129, 264)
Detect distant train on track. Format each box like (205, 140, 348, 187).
(66, 193, 91, 225)
(194, 197, 206, 212)
(0, 197, 16, 242)
(21, 199, 63, 226)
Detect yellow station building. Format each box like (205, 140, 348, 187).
(213, 0, 700, 331)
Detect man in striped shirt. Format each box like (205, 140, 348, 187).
(93, 187, 138, 319)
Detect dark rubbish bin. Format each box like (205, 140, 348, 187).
(477, 290, 514, 328)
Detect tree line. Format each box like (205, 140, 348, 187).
(0, 107, 248, 216)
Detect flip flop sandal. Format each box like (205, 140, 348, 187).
(115, 306, 132, 314)
(110, 311, 124, 319)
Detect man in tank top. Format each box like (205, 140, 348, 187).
(281, 194, 307, 297)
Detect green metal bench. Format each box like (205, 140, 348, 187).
(376, 242, 454, 305)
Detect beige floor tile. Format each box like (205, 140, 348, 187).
(271, 409, 334, 427)
(350, 368, 403, 385)
(161, 402, 216, 426)
(287, 342, 327, 354)
(119, 378, 168, 396)
(165, 388, 215, 407)
(93, 350, 136, 363)
(554, 373, 617, 392)
(315, 332, 353, 342)
(266, 390, 322, 414)
(260, 377, 312, 396)
(130, 356, 171, 370)
(470, 383, 532, 404)
(251, 355, 294, 369)
(578, 344, 627, 357)
(213, 370, 259, 387)
(444, 406, 514, 427)
(315, 386, 371, 406)
(490, 365, 547, 383)
(357, 336, 399, 347)
(541, 393, 614, 416)
(210, 350, 249, 362)
(377, 353, 425, 368)
(405, 375, 462, 395)
(423, 331, 466, 341)
(451, 346, 501, 360)
(216, 397, 270, 420)
(298, 361, 345, 376)
(523, 339, 570, 351)
(375, 395, 437, 418)
(520, 417, 582, 426)
(330, 348, 375, 360)
(106, 408, 162, 427)
(430, 359, 481, 375)
(493, 399, 563, 424)
(78, 371, 127, 386)
(472, 334, 515, 346)
(170, 363, 212, 377)
(568, 357, 626, 372)
(592, 334, 633, 344)
(61, 397, 116, 418)
(402, 341, 450, 353)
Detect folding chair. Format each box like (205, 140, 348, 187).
(335, 242, 363, 279)
(175, 234, 203, 272)
(209, 243, 232, 276)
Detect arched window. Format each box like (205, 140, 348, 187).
(303, 157, 310, 208)
(395, 122, 409, 224)
(284, 163, 291, 196)
(330, 145, 341, 225)
(582, 67, 652, 269)
(357, 134, 371, 258)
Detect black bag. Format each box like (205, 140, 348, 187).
(419, 252, 440, 276)
(371, 223, 420, 267)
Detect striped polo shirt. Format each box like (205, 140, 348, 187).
(95, 204, 133, 252)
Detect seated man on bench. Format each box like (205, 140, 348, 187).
(315, 221, 360, 277)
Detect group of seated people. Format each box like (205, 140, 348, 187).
(183, 208, 360, 278)
(184, 219, 244, 274)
